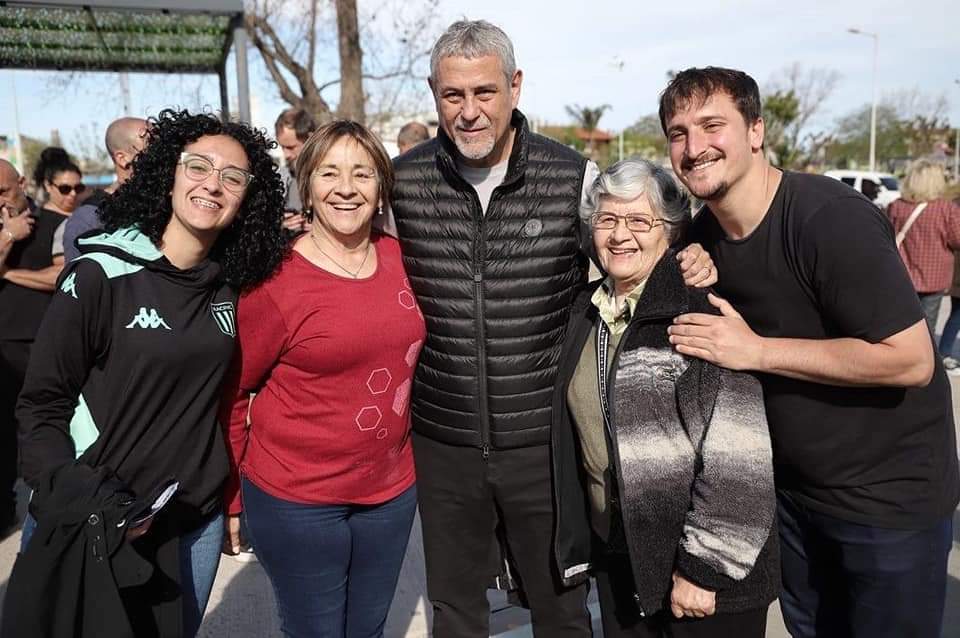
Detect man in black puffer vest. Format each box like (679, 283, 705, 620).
(391, 20, 596, 637)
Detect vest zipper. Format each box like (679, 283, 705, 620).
(471, 188, 491, 459)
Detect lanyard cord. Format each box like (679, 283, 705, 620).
(596, 320, 612, 430)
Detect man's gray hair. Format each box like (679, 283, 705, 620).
(430, 20, 516, 86)
(581, 157, 691, 243)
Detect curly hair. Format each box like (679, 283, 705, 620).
(98, 109, 286, 289)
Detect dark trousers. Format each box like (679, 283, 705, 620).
(412, 434, 591, 637)
(594, 549, 767, 638)
(242, 478, 417, 638)
(777, 490, 952, 638)
(0, 340, 30, 519)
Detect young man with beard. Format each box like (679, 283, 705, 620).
(662, 66, 959, 638)
(390, 20, 716, 638)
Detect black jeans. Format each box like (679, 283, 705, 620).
(0, 339, 30, 519)
(412, 434, 591, 638)
(593, 548, 767, 638)
(777, 490, 952, 638)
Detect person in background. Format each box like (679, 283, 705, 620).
(222, 120, 423, 637)
(62, 117, 148, 262)
(940, 254, 960, 372)
(33, 147, 83, 218)
(885, 159, 960, 337)
(0, 158, 48, 534)
(15, 109, 286, 637)
(275, 107, 318, 237)
(397, 121, 430, 155)
(553, 157, 777, 637)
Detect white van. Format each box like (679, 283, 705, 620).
(824, 170, 901, 209)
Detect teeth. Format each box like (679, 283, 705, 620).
(192, 197, 220, 209)
(692, 158, 719, 171)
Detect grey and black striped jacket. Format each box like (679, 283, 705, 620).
(551, 250, 779, 615)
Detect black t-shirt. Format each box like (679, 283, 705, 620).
(687, 171, 960, 529)
(0, 206, 67, 341)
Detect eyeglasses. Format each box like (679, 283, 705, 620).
(52, 183, 86, 195)
(590, 212, 669, 233)
(178, 153, 254, 194)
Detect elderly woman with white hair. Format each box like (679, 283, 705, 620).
(550, 157, 779, 638)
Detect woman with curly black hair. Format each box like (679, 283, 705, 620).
(12, 109, 286, 637)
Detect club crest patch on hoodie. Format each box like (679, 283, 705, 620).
(210, 301, 236, 337)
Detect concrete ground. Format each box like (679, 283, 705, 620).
(2, 349, 959, 636)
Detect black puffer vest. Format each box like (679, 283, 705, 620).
(392, 110, 588, 451)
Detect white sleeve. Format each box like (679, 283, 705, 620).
(51, 219, 66, 256)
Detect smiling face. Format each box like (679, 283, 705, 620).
(308, 135, 379, 243)
(431, 54, 522, 168)
(592, 194, 671, 296)
(168, 134, 249, 242)
(665, 91, 764, 203)
(45, 169, 83, 213)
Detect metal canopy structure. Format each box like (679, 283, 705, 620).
(0, 0, 251, 121)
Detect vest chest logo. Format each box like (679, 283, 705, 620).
(523, 218, 543, 237)
(126, 307, 171, 330)
(210, 301, 236, 337)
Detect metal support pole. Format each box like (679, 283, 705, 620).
(9, 72, 24, 174)
(868, 35, 878, 172)
(848, 28, 879, 172)
(219, 66, 230, 120)
(233, 25, 251, 124)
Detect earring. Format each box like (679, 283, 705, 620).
(377, 207, 383, 216)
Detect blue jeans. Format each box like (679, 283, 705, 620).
(180, 510, 224, 637)
(777, 490, 952, 638)
(939, 296, 960, 356)
(918, 292, 943, 338)
(20, 509, 222, 638)
(242, 478, 417, 638)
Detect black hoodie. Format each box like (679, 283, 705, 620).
(18, 227, 237, 530)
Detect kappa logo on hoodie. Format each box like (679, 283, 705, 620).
(126, 307, 171, 330)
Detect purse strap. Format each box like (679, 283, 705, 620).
(896, 202, 929, 248)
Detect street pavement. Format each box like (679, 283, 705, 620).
(1, 378, 958, 637)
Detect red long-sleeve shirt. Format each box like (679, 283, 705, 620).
(221, 235, 424, 514)
(888, 197, 960, 293)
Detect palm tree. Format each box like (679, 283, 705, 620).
(565, 103, 611, 156)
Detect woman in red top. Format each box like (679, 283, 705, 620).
(221, 121, 424, 637)
(887, 159, 960, 338)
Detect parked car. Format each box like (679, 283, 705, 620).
(824, 170, 901, 209)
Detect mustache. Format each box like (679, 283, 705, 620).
(681, 152, 723, 171)
(454, 114, 492, 131)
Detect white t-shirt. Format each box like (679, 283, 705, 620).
(456, 158, 599, 216)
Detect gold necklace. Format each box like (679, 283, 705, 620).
(308, 232, 371, 279)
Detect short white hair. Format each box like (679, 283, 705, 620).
(582, 157, 691, 243)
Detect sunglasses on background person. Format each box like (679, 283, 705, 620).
(51, 183, 86, 195)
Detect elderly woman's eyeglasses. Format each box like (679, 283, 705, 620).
(178, 153, 254, 194)
(590, 212, 668, 233)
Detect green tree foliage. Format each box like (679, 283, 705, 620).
(565, 103, 611, 156)
(826, 91, 951, 169)
(762, 90, 801, 167)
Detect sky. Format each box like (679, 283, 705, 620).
(4, 0, 959, 158)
